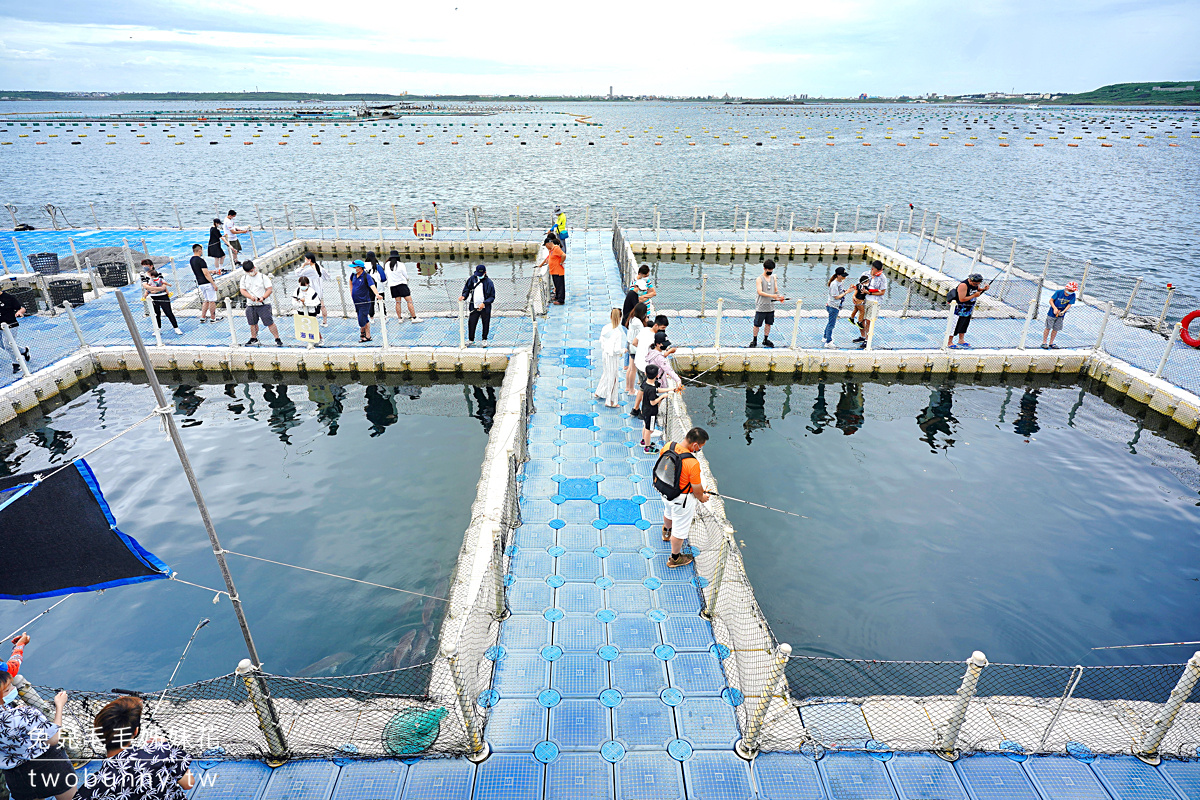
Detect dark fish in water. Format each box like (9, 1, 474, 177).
(398, 595, 422, 619)
(297, 651, 353, 677)
(422, 577, 450, 626)
(404, 628, 432, 668)
(388, 630, 417, 670)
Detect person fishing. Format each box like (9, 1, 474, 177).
(1, 634, 76, 800)
(749, 260, 785, 348)
(141, 261, 183, 336)
(947, 272, 989, 349)
(1041, 281, 1078, 349)
(459, 264, 495, 344)
(857, 260, 888, 348)
(653, 426, 711, 569)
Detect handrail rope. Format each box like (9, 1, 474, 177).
(222, 550, 449, 602)
(167, 574, 229, 599)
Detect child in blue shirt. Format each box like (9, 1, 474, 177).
(1041, 281, 1078, 349)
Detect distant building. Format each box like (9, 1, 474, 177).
(859, 94, 868, 100)
(1153, 85, 1194, 92)
(608, 86, 613, 99)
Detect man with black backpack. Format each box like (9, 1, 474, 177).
(652, 426, 710, 569)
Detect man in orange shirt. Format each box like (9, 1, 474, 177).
(658, 427, 710, 568)
(538, 234, 567, 305)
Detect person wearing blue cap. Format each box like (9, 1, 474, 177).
(459, 264, 495, 344)
(350, 259, 384, 342)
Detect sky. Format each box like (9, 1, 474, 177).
(1, 0, 1198, 96)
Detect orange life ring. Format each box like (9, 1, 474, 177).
(413, 218, 434, 238)
(1181, 310, 1200, 348)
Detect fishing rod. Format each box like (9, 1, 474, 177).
(4, 596, 71, 643)
(1092, 640, 1200, 651)
(711, 492, 808, 519)
(153, 618, 210, 717)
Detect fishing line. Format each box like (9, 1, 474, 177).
(3, 596, 71, 643)
(223, 550, 448, 601)
(711, 492, 808, 519)
(152, 618, 209, 717)
(1091, 640, 1200, 651)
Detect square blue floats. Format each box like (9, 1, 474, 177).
(399, 759, 474, 800)
(546, 754, 614, 800)
(561, 413, 594, 428)
(821, 753, 897, 800)
(667, 652, 727, 695)
(888, 753, 968, 800)
(484, 699, 548, 752)
(755, 753, 826, 800)
(684, 751, 755, 800)
(557, 477, 599, 500)
(549, 699, 612, 750)
(600, 499, 643, 525)
(956, 754, 1039, 800)
(614, 699, 679, 750)
(492, 652, 550, 698)
(331, 761, 407, 800)
(474, 754, 543, 800)
(551, 653, 609, 697)
(611, 653, 671, 696)
(617, 752, 685, 800)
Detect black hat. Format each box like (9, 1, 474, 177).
(389, 249, 400, 258)
(833, 267, 848, 277)
(653, 331, 671, 348)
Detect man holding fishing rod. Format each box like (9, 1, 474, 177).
(653, 427, 711, 569)
(947, 272, 989, 349)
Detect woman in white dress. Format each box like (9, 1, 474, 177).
(623, 302, 648, 396)
(594, 308, 626, 407)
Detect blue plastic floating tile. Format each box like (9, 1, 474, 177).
(1161, 761, 1200, 800)
(557, 461, 596, 479)
(599, 460, 633, 477)
(650, 554, 696, 582)
(675, 698, 740, 749)
(561, 443, 595, 460)
(521, 498, 559, 523)
(1023, 757, 1110, 800)
(684, 751, 754, 800)
(606, 552, 651, 582)
(599, 428, 631, 443)
(564, 355, 590, 368)
(260, 761, 339, 800)
(600, 480, 637, 499)
(508, 580, 554, 614)
(657, 585, 703, 614)
(556, 503, 599, 525)
(551, 653, 609, 697)
(514, 524, 555, 550)
(499, 615, 552, 652)
(192, 761, 273, 800)
(603, 526, 646, 551)
(601, 499, 643, 525)
(484, 699, 548, 752)
(610, 614, 663, 652)
(955, 754, 1039, 800)
(755, 753, 826, 800)
(564, 347, 590, 357)
(561, 413, 594, 428)
(611, 653, 671, 696)
(599, 443, 633, 459)
(614, 698, 680, 750)
(510, 551, 554, 580)
(555, 614, 607, 652)
(557, 477, 597, 500)
(558, 553, 603, 582)
(661, 615, 715, 651)
(1092, 758, 1179, 800)
(557, 525, 602, 551)
(617, 752, 686, 800)
(821, 753, 898, 800)
(399, 759, 474, 800)
(549, 699, 613, 751)
(800, 703, 872, 744)
(609, 584, 655, 614)
(330, 760, 406, 800)
(545, 754, 614, 800)
(667, 653, 727, 695)
(523, 460, 558, 478)
(888, 753, 968, 800)
(474, 754, 543, 800)
(493, 651, 550, 697)
(528, 443, 559, 461)
(557, 582, 602, 613)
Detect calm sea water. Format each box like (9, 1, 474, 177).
(683, 379, 1200, 667)
(1, 101, 1198, 299)
(0, 380, 495, 690)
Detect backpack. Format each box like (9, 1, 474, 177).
(653, 442, 696, 501)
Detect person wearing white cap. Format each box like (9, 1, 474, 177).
(552, 206, 568, 252)
(1042, 281, 1078, 349)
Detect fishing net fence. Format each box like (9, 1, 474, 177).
(656, 391, 1200, 759)
(14, 346, 538, 763)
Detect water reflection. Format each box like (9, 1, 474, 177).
(916, 387, 957, 451)
(467, 385, 497, 433)
(365, 385, 398, 437)
(807, 384, 833, 434)
(1014, 388, 1041, 440)
(743, 386, 769, 444)
(264, 385, 301, 444)
(834, 382, 864, 435)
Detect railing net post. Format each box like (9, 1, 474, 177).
(235, 659, 289, 764)
(790, 299, 802, 350)
(1138, 651, 1200, 761)
(2, 323, 31, 378)
(700, 275, 708, 318)
(224, 298, 238, 347)
(63, 301, 87, 348)
(935, 650, 988, 760)
(444, 646, 491, 762)
(1093, 302, 1114, 352)
(735, 642, 791, 760)
(713, 298, 725, 348)
(1154, 323, 1181, 380)
(458, 299, 467, 348)
(699, 534, 732, 621)
(865, 300, 880, 350)
(1122, 278, 1143, 318)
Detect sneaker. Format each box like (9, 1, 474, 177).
(244, 338, 259, 346)
(275, 337, 284, 346)
(824, 342, 837, 349)
(1048, 343, 1060, 350)
(959, 342, 972, 349)
(1040, 343, 1050, 349)
(667, 553, 694, 568)
(762, 338, 775, 348)
(410, 317, 422, 323)
(857, 342, 867, 350)
(321, 320, 329, 327)
(630, 408, 642, 420)
(173, 328, 184, 336)
(11, 364, 19, 375)
(643, 443, 660, 454)
(852, 336, 865, 343)
(748, 339, 757, 348)
(21, 348, 30, 361)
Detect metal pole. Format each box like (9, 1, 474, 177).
(1094, 302, 1114, 351)
(733, 204, 738, 231)
(653, 204, 658, 233)
(224, 298, 238, 347)
(700, 535, 732, 621)
(920, 209, 928, 232)
(865, 300, 879, 350)
(700, 275, 707, 318)
(881, 204, 890, 231)
(12, 238, 28, 273)
(68, 237, 82, 273)
(458, 299, 466, 348)
(378, 298, 389, 352)
(713, 298, 724, 348)
(314, 203, 320, 230)
(173, 204, 183, 230)
(787, 212, 794, 243)
(979, 228, 986, 257)
(743, 212, 749, 243)
(873, 214, 881, 244)
(1037, 666, 1082, 752)
(284, 203, 292, 231)
(131, 203, 144, 230)
(270, 217, 278, 248)
(914, 227, 925, 259)
(333, 208, 341, 239)
(336, 276, 348, 319)
(1155, 287, 1175, 334)
(235, 660, 289, 763)
(699, 212, 705, 244)
(250, 231, 259, 259)
(2, 324, 31, 378)
(813, 207, 820, 231)
(0, 249, 7, 275)
(516, 205, 520, 231)
(1079, 260, 1091, 299)
(85, 257, 101, 301)
(942, 301, 959, 350)
(89, 203, 100, 229)
(831, 212, 838, 244)
(935, 651, 988, 760)
(854, 206, 860, 233)
(141, 238, 150, 257)
(1122, 277, 1143, 318)
(445, 647, 491, 762)
(692, 207, 698, 231)
(1018, 295, 1038, 350)
(1138, 651, 1200, 761)
(255, 204, 264, 230)
(954, 222, 961, 251)
(931, 214, 939, 242)
(774, 204, 780, 232)
(1154, 323, 1182, 379)
(894, 221, 902, 252)
(152, 306, 163, 347)
(790, 299, 802, 350)
(114, 291, 266, 668)
(906, 205, 914, 233)
(901, 282, 914, 318)
(735, 643, 791, 760)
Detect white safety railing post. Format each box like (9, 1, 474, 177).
(255, 203, 264, 230)
(336, 276, 349, 319)
(444, 647, 492, 763)
(1037, 666, 1083, 752)
(2, 323, 32, 378)
(942, 302, 959, 351)
(0, 249, 8, 275)
(894, 221, 902, 252)
(653, 204, 658, 232)
(700, 275, 708, 318)
(379, 209, 385, 249)
(874, 214, 881, 244)
(1138, 651, 1200, 762)
(284, 203, 292, 231)
(152, 308, 164, 347)
(584, 205, 590, 231)
(1079, 260, 1091, 299)
(62, 301, 87, 348)
(333, 207, 341, 239)
(458, 299, 466, 348)
(270, 217, 278, 248)
(931, 213, 940, 243)
(978, 228, 986, 256)
(914, 226, 925, 259)
(1018, 296, 1038, 350)
(935, 651, 988, 760)
(700, 531, 734, 621)
(235, 660, 289, 763)
(314, 203, 321, 230)
(906, 205, 914, 232)
(224, 298, 238, 347)
(865, 300, 879, 350)
(854, 205, 860, 233)
(121, 238, 136, 287)
(787, 212, 794, 243)
(773, 204, 780, 232)
(516, 205, 521, 231)
(733, 204, 738, 231)
(692, 206, 698, 231)
(1093, 302, 1114, 352)
(954, 221, 961, 250)
(813, 207, 821, 231)
(743, 212, 749, 243)
(1154, 323, 1182, 380)
(699, 212, 706, 244)
(12, 238, 28, 274)
(901, 282, 914, 318)
(735, 643, 791, 760)
(34, 274, 54, 318)
(173, 204, 183, 230)
(1155, 286, 1175, 334)
(85, 257, 101, 300)
(89, 202, 100, 229)
(67, 237, 82, 274)
(831, 212, 838, 244)
(790, 299, 803, 350)
(250, 231, 259, 259)
(1122, 277, 1144, 318)
(131, 203, 144, 230)
(713, 298, 725, 348)
(378, 298, 389, 352)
